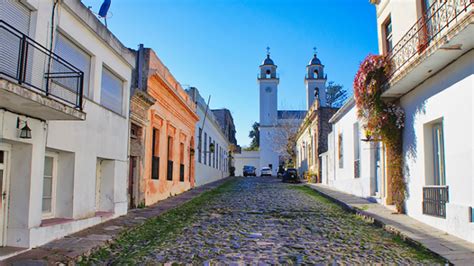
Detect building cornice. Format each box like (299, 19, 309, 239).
(328, 97, 355, 124)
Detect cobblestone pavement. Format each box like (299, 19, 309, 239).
(138, 177, 441, 264)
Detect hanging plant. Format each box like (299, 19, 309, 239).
(353, 54, 406, 213)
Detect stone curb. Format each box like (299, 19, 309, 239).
(304, 184, 451, 265)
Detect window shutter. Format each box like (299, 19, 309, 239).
(101, 67, 123, 114)
(55, 33, 91, 97)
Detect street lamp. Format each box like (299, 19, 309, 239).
(17, 117, 32, 139)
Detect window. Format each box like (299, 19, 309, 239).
(151, 128, 160, 180)
(198, 128, 202, 163)
(432, 123, 446, 185)
(167, 136, 173, 180)
(353, 123, 361, 178)
(42, 154, 57, 217)
(101, 67, 123, 114)
(204, 133, 207, 165)
(54, 33, 91, 97)
(208, 137, 212, 166)
(216, 143, 219, 169)
(179, 143, 185, 182)
(383, 17, 393, 54)
(338, 133, 344, 168)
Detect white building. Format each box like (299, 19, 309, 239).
(0, 0, 133, 252)
(234, 150, 260, 176)
(374, 0, 473, 243)
(322, 98, 389, 204)
(321, 0, 473, 244)
(187, 87, 230, 186)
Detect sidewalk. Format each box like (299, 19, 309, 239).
(4, 177, 234, 265)
(307, 183, 474, 265)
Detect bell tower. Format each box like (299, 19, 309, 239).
(258, 47, 279, 127)
(258, 47, 279, 175)
(305, 48, 327, 109)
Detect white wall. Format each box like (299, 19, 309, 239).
(194, 104, 230, 186)
(323, 103, 379, 199)
(234, 151, 260, 176)
(0, 0, 133, 248)
(401, 50, 473, 243)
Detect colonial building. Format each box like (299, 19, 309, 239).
(0, 0, 133, 252)
(373, 0, 473, 243)
(295, 99, 337, 182)
(128, 46, 156, 208)
(321, 99, 389, 204)
(321, 0, 473, 244)
(186, 87, 231, 186)
(133, 46, 199, 206)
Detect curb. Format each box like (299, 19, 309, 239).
(304, 184, 451, 265)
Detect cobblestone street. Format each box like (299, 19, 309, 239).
(81, 177, 441, 264)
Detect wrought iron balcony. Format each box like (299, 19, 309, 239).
(422, 185, 449, 218)
(0, 20, 84, 110)
(386, 0, 473, 84)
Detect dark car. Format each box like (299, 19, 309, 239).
(243, 166, 256, 177)
(282, 168, 299, 183)
(277, 166, 285, 178)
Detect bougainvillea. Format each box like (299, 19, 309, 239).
(353, 54, 406, 213)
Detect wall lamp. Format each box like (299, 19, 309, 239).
(17, 117, 32, 139)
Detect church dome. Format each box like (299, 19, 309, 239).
(309, 54, 322, 65)
(262, 54, 275, 65)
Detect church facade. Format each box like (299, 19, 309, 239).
(258, 52, 335, 176)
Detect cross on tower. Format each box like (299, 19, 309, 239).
(313, 47, 317, 56)
(266, 46, 271, 56)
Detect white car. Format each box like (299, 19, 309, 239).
(260, 167, 272, 176)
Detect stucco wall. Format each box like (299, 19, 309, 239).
(142, 49, 199, 206)
(401, 50, 473, 243)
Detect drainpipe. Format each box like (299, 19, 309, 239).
(137, 44, 144, 91)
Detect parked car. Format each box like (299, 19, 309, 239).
(243, 166, 256, 177)
(260, 167, 272, 176)
(282, 168, 299, 183)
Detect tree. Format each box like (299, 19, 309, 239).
(326, 81, 347, 108)
(248, 122, 260, 150)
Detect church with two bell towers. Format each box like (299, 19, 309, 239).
(257, 48, 330, 175)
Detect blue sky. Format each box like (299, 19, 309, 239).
(81, 0, 378, 147)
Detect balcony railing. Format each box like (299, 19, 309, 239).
(387, 0, 473, 80)
(0, 20, 83, 109)
(422, 185, 449, 218)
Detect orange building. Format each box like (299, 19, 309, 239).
(130, 46, 198, 206)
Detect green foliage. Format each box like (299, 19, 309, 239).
(248, 122, 260, 150)
(80, 179, 238, 264)
(353, 54, 406, 213)
(326, 81, 347, 108)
